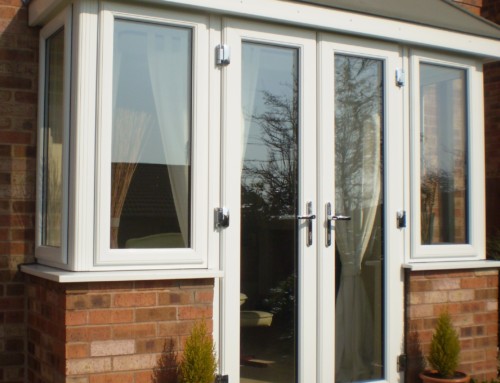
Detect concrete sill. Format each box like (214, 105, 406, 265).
(21, 264, 224, 283)
(403, 260, 500, 271)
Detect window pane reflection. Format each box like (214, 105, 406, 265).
(240, 43, 298, 383)
(420, 64, 468, 245)
(42, 28, 65, 247)
(334, 54, 385, 382)
(111, 20, 192, 249)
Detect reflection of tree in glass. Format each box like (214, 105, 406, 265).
(242, 78, 298, 219)
(335, 56, 383, 214)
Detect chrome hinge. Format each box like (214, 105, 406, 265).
(397, 354, 407, 372)
(215, 375, 229, 383)
(216, 44, 231, 66)
(396, 68, 405, 87)
(397, 210, 406, 229)
(214, 207, 230, 229)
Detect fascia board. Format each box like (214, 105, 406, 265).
(30, 0, 500, 59)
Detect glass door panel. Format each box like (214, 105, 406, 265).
(334, 54, 385, 382)
(240, 42, 299, 383)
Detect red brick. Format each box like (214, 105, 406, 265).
(88, 309, 134, 325)
(134, 370, 153, 383)
(113, 293, 156, 308)
(89, 373, 134, 383)
(177, 306, 212, 320)
(65, 311, 88, 326)
(66, 343, 89, 359)
(112, 323, 157, 340)
(135, 307, 177, 322)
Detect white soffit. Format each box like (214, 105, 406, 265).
(299, 0, 500, 39)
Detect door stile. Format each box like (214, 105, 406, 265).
(219, 18, 243, 382)
(297, 29, 318, 383)
(317, 36, 336, 383)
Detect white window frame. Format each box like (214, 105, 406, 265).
(94, 3, 211, 269)
(35, 7, 72, 266)
(409, 50, 486, 261)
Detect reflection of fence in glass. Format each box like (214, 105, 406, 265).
(420, 64, 467, 245)
(44, 140, 63, 247)
(110, 109, 152, 248)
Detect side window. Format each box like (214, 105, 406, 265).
(96, 4, 209, 268)
(410, 51, 485, 261)
(36, 9, 71, 264)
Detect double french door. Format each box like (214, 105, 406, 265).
(220, 20, 405, 383)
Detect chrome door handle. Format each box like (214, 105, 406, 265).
(328, 215, 351, 221)
(299, 201, 315, 246)
(325, 202, 351, 247)
(297, 214, 317, 220)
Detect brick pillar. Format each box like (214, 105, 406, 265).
(27, 276, 214, 383)
(0, 1, 39, 382)
(406, 269, 498, 383)
(481, 0, 500, 239)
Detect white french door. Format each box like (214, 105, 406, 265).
(220, 19, 405, 383)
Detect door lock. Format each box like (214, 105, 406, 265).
(215, 207, 230, 229)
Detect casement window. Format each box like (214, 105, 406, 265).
(94, 5, 210, 268)
(409, 51, 485, 261)
(36, 8, 72, 265)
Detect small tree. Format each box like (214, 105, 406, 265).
(179, 321, 217, 383)
(428, 312, 461, 378)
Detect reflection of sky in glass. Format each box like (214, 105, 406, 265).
(113, 20, 191, 165)
(242, 43, 297, 168)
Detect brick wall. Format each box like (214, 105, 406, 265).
(454, 0, 484, 15)
(406, 269, 499, 383)
(27, 276, 214, 383)
(0, 1, 39, 382)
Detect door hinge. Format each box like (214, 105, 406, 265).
(215, 375, 229, 383)
(397, 210, 406, 229)
(216, 44, 231, 66)
(396, 68, 405, 87)
(214, 207, 230, 229)
(397, 354, 407, 372)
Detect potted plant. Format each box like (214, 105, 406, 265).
(178, 320, 217, 383)
(420, 312, 470, 383)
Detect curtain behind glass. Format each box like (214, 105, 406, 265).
(334, 55, 384, 382)
(42, 28, 65, 247)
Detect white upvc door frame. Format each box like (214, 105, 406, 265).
(318, 33, 406, 383)
(219, 19, 406, 383)
(220, 18, 318, 382)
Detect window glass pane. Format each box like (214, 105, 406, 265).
(111, 20, 192, 249)
(334, 54, 385, 382)
(42, 28, 65, 247)
(420, 64, 468, 245)
(240, 42, 298, 383)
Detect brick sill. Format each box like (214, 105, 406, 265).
(403, 260, 500, 271)
(21, 264, 224, 283)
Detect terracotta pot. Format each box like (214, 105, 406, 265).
(419, 371, 470, 383)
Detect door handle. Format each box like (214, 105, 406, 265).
(325, 202, 351, 247)
(298, 201, 315, 246)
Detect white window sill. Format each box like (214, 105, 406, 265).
(403, 260, 500, 271)
(21, 264, 224, 283)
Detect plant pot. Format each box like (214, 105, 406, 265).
(419, 371, 470, 383)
